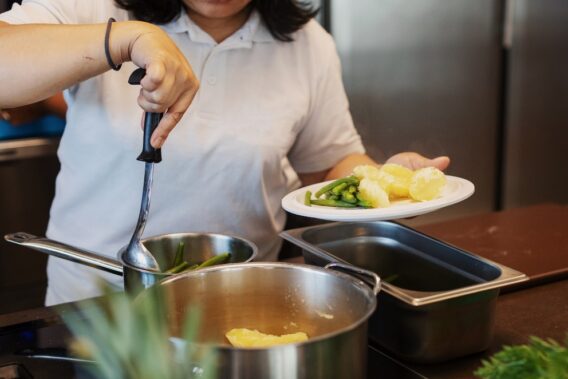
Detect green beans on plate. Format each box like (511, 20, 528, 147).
(306, 176, 371, 208)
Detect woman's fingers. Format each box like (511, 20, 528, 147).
(150, 111, 182, 148)
(150, 88, 198, 148)
(136, 73, 198, 147)
(386, 152, 451, 171)
(141, 61, 166, 92)
(134, 59, 199, 147)
(430, 156, 450, 171)
(127, 23, 199, 146)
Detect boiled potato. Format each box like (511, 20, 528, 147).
(409, 167, 447, 201)
(358, 178, 390, 208)
(378, 163, 413, 198)
(226, 328, 308, 348)
(352, 164, 381, 181)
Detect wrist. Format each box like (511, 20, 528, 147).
(106, 21, 129, 69)
(109, 21, 159, 68)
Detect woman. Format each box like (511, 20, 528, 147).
(0, 0, 449, 305)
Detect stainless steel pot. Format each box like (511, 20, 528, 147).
(4, 232, 258, 294)
(146, 262, 381, 379)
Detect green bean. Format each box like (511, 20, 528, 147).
(304, 191, 312, 206)
(331, 182, 349, 195)
(310, 199, 358, 208)
(354, 193, 373, 208)
(357, 200, 373, 208)
(172, 241, 185, 267)
(165, 261, 191, 274)
(315, 176, 359, 198)
(340, 191, 358, 204)
(195, 253, 231, 269)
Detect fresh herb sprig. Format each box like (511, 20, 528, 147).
(475, 336, 568, 379)
(61, 284, 217, 379)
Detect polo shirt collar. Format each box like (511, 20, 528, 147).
(161, 8, 275, 46)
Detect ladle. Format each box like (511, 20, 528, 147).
(124, 68, 162, 271)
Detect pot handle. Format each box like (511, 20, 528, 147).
(16, 347, 95, 364)
(4, 232, 124, 276)
(324, 262, 381, 295)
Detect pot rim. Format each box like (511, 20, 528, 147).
(156, 262, 378, 350)
(119, 232, 259, 275)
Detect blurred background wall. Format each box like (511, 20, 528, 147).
(314, 0, 568, 225)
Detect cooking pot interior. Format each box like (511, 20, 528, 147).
(141, 233, 257, 270)
(157, 264, 376, 346)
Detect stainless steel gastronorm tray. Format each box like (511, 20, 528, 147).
(281, 221, 526, 306)
(281, 221, 528, 363)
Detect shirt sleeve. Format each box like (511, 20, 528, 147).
(0, 0, 121, 25)
(287, 23, 365, 174)
(0, 0, 80, 24)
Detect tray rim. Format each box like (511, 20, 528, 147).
(280, 221, 528, 306)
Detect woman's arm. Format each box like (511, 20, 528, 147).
(0, 92, 67, 125)
(0, 21, 199, 147)
(297, 152, 450, 186)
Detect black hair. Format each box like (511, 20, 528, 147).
(113, 0, 318, 42)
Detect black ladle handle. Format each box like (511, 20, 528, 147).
(128, 68, 163, 163)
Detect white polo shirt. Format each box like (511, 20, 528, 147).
(1, 0, 365, 305)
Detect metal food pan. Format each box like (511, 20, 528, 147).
(280, 221, 527, 363)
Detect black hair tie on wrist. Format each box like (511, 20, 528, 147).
(105, 17, 122, 71)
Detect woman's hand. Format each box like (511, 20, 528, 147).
(385, 152, 450, 171)
(313, 152, 450, 185)
(0, 20, 198, 149)
(113, 22, 200, 148)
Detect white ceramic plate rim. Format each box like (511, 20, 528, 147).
(281, 175, 475, 222)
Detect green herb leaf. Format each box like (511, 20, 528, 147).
(61, 284, 217, 379)
(475, 336, 568, 379)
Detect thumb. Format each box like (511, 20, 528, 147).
(430, 156, 450, 171)
(141, 61, 166, 91)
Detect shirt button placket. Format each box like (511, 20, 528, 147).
(199, 48, 225, 116)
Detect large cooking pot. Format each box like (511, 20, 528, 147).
(4, 232, 257, 294)
(144, 262, 380, 379)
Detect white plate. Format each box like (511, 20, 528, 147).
(281, 176, 475, 222)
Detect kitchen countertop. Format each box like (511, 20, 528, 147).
(409, 203, 568, 378)
(417, 203, 568, 288)
(1, 203, 567, 378)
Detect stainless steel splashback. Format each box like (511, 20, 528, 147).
(502, 0, 568, 208)
(329, 0, 504, 224)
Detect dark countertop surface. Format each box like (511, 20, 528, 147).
(417, 203, 568, 287)
(1, 203, 567, 378)
(409, 203, 568, 378)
